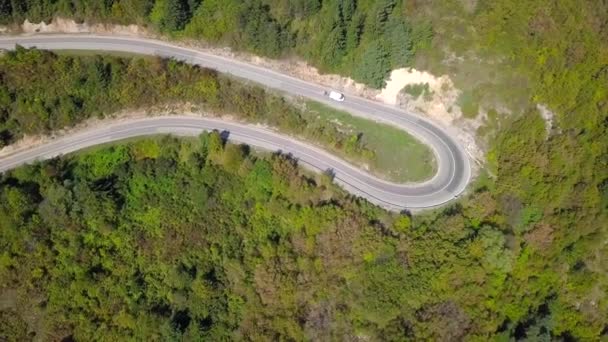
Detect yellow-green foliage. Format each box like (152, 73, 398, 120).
(0, 1, 606, 340)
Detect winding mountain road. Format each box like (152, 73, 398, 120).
(0, 34, 471, 211)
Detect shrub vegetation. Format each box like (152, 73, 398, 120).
(0, 0, 607, 340)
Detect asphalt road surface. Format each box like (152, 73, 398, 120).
(0, 34, 472, 211)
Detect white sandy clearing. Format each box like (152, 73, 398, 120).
(537, 104, 556, 135)
(377, 68, 461, 123)
(21, 18, 150, 36)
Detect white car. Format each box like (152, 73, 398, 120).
(327, 90, 345, 102)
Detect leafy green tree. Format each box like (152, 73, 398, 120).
(368, 0, 396, 35)
(345, 12, 365, 51)
(183, 0, 239, 42)
(1, 1, 608, 339)
(0, 0, 12, 23)
(319, 25, 347, 68)
(353, 40, 391, 88)
(150, 0, 189, 31)
(339, 0, 356, 22)
(393, 215, 411, 233)
(221, 143, 246, 172)
(165, 0, 190, 30)
(0, 310, 29, 342)
(293, 0, 321, 18)
(239, 1, 284, 57)
(205, 130, 224, 163)
(386, 17, 413, 67)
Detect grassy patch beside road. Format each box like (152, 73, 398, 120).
(303, 102, 436, 183)
(0, 47, 436, 184)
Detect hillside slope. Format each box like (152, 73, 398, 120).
(0, 0, 606, 340)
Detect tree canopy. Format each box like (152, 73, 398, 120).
(0, 0, 607, 340)
(0, 0, 431, 88)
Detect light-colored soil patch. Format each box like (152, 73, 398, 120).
(20, 17, 150, 36)
(379, 68, 460, 124)
(537, 104, 556, 135)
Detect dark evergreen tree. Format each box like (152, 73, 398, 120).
(163, 0, 189, 31)
(353, 40, 391, 87)
(386, 17, 413, 67)
(0, 0, 12, 23)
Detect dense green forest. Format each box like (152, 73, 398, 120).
(0, 0, 607, 340)
(1, 123, 606, 340)
(0, 0, 433, 87)
(0, 134, 597, 340)
(0, 47, 436, 181)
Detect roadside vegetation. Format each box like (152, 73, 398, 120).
(0, 135, 568, 340)
(0, 47, 433, 182)
(402, 82, 432, 101)
(0, 0, 606, 340)
(0, 0, 433, 88)
(304, 102, 435, 182)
